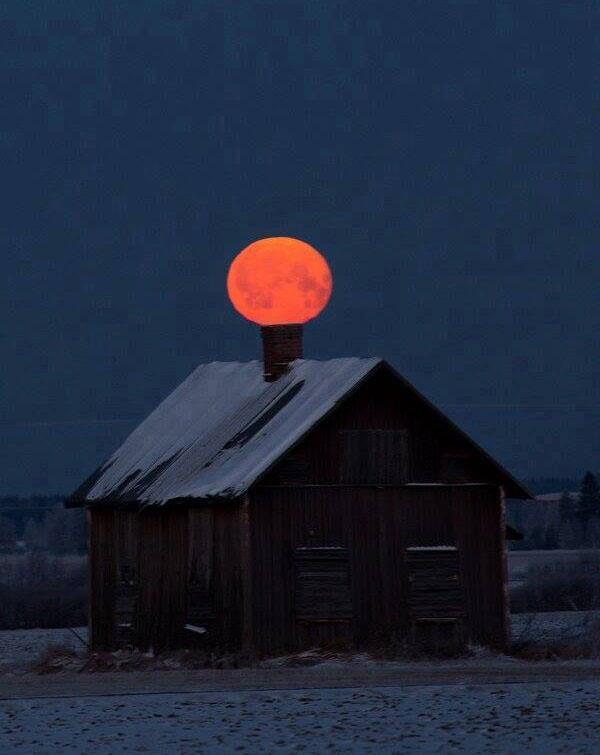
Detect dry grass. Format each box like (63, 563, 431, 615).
(511, 554, 600, 614)
(30, 643, 80, 674)
(28, 644, 258, 674)
(511, 619, 600, 661)
(0, 552, 87, 630)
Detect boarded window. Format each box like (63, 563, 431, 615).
(406, 546, 465, 652)
(186, 584, 214, 627)
(406, 547, 463, 619)
(340, 429, 409, 484)
(443, 454, 473, 483)
(294, 547, 352, 621)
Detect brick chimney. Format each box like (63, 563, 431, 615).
(261, 324, 303, 381)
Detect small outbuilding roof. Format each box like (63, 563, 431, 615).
(69, 357, 532, 507)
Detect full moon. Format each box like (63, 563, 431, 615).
(227, 237, 333, 325)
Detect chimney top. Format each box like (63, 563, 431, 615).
(261, 324, 303, 382)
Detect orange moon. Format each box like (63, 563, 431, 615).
(227, 237, 333, 325)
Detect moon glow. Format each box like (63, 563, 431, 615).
(227, 237, 333, 325)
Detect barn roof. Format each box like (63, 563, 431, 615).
(69, 358, 378, 506)
(68, 357, 532, 507)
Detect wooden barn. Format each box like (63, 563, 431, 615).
(68, 325, 532, 655)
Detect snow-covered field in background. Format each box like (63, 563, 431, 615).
(2, 681, 599, 754)
(512, 610, 600, 644)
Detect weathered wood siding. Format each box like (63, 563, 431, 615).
(88, 508, 117, 650)
(88, 503, 245, 652)
(454, 486, 508, 647)
(261, 366, 498, 488)
(248, 484, 507, 653)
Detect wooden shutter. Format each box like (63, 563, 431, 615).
(443, 454, 473, 483)
(294, 547, 352, 621)
(340, 429, 409, 484)
(406, 546, 465, 652)
(406, 547, 463, 618)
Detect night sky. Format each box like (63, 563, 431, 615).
(2, 2, 599, 494)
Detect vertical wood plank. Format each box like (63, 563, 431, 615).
(453, 486, 505, 648)
(498, 486, 511, 649)
(88, 509, 117, 650)
(240, 496, 254, 651)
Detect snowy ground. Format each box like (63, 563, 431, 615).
(0, 627, 88, 673)
(2, 681, 599, 753)
(1, 611, 598, 674)
(1, 615, 599, 753)
(511, 610, 600, 644)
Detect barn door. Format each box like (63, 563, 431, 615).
(405, 546, 465, 653)
(293, 546, 353, 648)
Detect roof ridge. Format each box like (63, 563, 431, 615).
(190, 356, 381, 367)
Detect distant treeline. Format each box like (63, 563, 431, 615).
(523, 478, 579, 495)
(0, 496, 85, 555)
(0, 495, 65, 537)
(0, 551, 87, 630)
(509, 471, 600, 551)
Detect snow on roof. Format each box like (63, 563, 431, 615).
(71, 358, 380, 506)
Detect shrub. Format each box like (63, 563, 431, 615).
(31, 643, 80, 674)
(512, 619, 600, 660)
(0, 552, 87, 630)
(511, 554, 600, 613)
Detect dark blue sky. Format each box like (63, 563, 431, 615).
(2, 2, 598, 494)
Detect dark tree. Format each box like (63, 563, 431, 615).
(44, 505, 87, 555)
(0, 515, 17, 551)
(23, 518, 44, 551)
(543, 523, 559, 550)
(577, 472, 600, 545)
(528, 525, 545, 550)
(558, 490, 573, 522)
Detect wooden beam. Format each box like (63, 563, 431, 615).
(240, 495, 254, 653)
(499, 485, 511, 650)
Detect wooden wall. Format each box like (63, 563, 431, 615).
(88, 503, 245, 652)
(261, 366, 497, 488)
(455, 486, 508, 647)
(249, 365, 509, 653)
(248, 484, 507, 654)
(89, 485, 507, 654)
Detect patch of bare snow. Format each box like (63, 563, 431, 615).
(512, 610, 600, 644)
(1, 681, 599, 753)
(0, 628, 88, 674)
